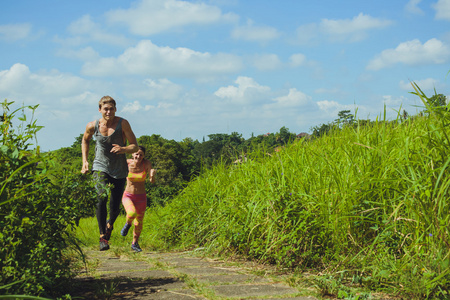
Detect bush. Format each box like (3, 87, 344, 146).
(0, 100, 97, 297)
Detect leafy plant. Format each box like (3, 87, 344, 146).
(0, 100, 97, 297)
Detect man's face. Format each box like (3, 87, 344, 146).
(99, 103, 116, 120)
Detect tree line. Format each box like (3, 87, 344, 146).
(53, 91, 448, 207)
(53, 126, 305, 206)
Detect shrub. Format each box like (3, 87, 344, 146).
(0, 100, 97, 297)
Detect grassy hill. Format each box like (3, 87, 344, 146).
(141, 89, 450, 299)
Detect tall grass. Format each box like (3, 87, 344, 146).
(141, 88, 449, 298)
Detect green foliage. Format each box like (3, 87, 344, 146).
(52, 125, 301, 210)
(310, 121, 336, 138)
(52, 133, 95, 171)
(0, 100, 97, 297)
(142, 86, 450, 299)
(310, 110, 365, 138)
(137, 134, 198, 206)
(336, 109, 355, 125)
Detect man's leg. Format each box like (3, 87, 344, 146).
(93, 172, 111, 251)
(93, 172, 109, 237)
(108, 177, 126, 229)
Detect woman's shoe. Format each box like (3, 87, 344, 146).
(121, 223, 131, 236)
(131, 242, 142, 252)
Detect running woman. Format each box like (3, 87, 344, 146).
(120, 146, 156, 252)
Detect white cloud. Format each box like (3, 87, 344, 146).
(0, 23, 32, 42)
(295, 23, 319, 45)
(214, 76, 270, 103)
(231, 19, 280, 43)
(289, 53, 307, 67)
(212, 78, 321, 132)
(105, 0, 238, 36)
(270, 88, 311, 107)
(0, 63, 409, 151)
(321, 13, 392, 38)
(81, 40, 243, 78)
(316, 100, 355, 119)
(399, 78, 440, 91)
(61, 91, 99, 106)
(63, 15, 131, 46)
(366, 38, 450, 70)
(382, 95, 407, 108)
(122, 78, 183, 101)
(0, 63, 96, 100)
(315, 87, 341, 94)
(56, 47, 100, 61)
(317, 100, 342, 111)
(251, 54, 282, 71)
(405, 0, 424, 15)
(433, 0, 450, 20)
(122, 101, 150, 113)
(296, 13, 392, 44)
(0, 63, 108, 149)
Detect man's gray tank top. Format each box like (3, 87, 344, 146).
(92, 118, 128, 179)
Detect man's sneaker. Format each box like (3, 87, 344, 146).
(99, 238, 110, 251)
(121, 223, 131, 236)
(104, 221, 113, 241)
(131, 242, 142, 252)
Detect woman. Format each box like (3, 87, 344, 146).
(120, 145, 156, 252)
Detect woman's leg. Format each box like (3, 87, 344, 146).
(132, 195, 147, 244)
(122, 192, 138, 225)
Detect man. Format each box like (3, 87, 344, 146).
(81, 96, 138, 251)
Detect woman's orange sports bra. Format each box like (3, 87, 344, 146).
(127, 169, 147, 183)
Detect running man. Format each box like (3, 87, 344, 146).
(81, 96, 138, 251)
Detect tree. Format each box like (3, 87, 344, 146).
(137, 135, 200, 205)
(277, 126, 296, 145)
(335, 110, 355, 127)
(429, 94, 446, 107)
(310, 122, 334, 138)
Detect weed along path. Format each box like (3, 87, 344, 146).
(71, 248, 317, 299)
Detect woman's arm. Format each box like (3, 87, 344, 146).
(146, 160, 156, 184)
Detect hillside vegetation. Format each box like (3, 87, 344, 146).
(142, 86, 450, 299)
(1, 84, 449, 299)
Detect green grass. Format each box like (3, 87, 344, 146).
(73, 88, 450, 299)
(74, 215, 161, 254)
(138, 101, 449, 298)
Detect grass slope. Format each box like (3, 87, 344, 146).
(75, 89, 450, 299)
(141, 105, 449, 299)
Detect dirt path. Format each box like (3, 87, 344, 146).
(70, 248, 317, 299)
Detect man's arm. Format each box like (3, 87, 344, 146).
(81, 122, 95, 174)
(111, 118, 138, 154)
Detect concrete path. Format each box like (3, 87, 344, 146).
(71, 248, 317, 300)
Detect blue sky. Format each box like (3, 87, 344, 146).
(1, 0, 450, 151)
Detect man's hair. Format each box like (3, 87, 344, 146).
(98, 96, 116, 109)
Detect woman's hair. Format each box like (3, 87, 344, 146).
(138, 145, 146, 154)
